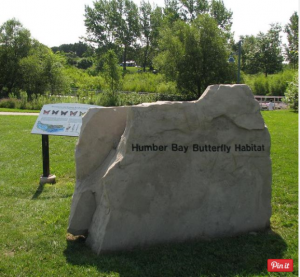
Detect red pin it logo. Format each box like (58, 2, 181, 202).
(268, 259, 293, 272)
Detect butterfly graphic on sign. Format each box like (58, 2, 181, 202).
(31, 104, 101, 137)
(70, 111, 78, 116)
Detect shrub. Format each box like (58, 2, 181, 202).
(19, 90, 28, 109)
(283, 72, 298, 111)
(103, 50, 122, 95)
(118, 92, 157, 106)
(268, 69, 295, 96)
(0, 98, 19, 109)
(122, 73, 171, 93)
(244, 69, 296, 96)
(156, 82, 177, 94)
(99, 92, 119, 106)
(252, 74, 269, 95)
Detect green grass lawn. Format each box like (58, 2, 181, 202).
(0, 110, 298, 276)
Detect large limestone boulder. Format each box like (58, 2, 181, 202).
(68, 85, 272, 254)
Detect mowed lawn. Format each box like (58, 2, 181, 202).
(0, 110, 298, 277)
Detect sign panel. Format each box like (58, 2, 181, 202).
(31, 103, 101, 137)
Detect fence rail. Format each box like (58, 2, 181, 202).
(254, 95, 287, 110)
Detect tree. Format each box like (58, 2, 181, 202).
(241, 24, 284, 76)
(240, 35, 260, 74)
(0, 19, 70, 98)
(0, 18, 32, 97)
(51, 42, 91, 58)
(76, 58, 93, 69)
(209, 0, 233, 36)
(139, 1, 163, 71)
(284, 71, 298, 111)
(154, 14, 235, 97)
(84, 0, 140, 71)
(103, 50, 121, 95)
(19, 41, 70, 96)
(178, 0, 209, 22)
(44, 52, 70, 95)
(19, 41, 49, 96)
(163, 0, 181, 26)
(256, 24, 283, 76)
(163, 0, 232, 35)
(139, 0, 152, 72)
(284, 12, 298, 69)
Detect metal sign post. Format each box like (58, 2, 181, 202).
(40, 134, 56, 185)
(42, 135, 50, 177)
(228, 40, 242, 84)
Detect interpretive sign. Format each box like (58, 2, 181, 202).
(31, 103, 101, 137)
(31, 103, 101, 184)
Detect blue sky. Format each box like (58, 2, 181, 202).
(0, 0, 298, 47)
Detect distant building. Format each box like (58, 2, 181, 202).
(120, 60, 137, 67)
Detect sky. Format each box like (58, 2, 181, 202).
(0, 0, 298, 47)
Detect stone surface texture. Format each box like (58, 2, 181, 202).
(68, 84, 272, 254)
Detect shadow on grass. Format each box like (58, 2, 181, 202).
(31, 183, 45, 199)
(31, 182, 74, 200)
(64, 230, 287, 277)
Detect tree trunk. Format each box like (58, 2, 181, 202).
(123, 46, 127, 71)
(143, 41, 149, 72)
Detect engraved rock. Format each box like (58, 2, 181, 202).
(68, 84, 272, 254)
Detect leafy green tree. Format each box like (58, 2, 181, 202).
(284, 12, 298, 69)
(148, 6, 164, 67)
(139, 1, 163, 71)
(163, 0, 181, 26)
(240, 35, 260, 74)
(256, 24, 283, 76)
(241, 24, 284, 76)
(179, 0, 209, 22)
(19, 41, 49, 96)
(44, 52, 70, 95)
(284, 71, 298, 110)
(103, 50, 122, 95)
(209, 0, 233, 35)
(163, 0, 232, 34)
(154, 15, 235, 97)
(52, 42, 94, 68)
(84, 0, 140, 71)
(139, 0, 152, 71)
(20, 41, 70, 96)
(113, 0, 140, 70)
(0, 18, 32, 97)
(76, 57, 93, 69)
(51, 42, 91, 58)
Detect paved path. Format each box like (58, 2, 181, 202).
(0, 112, 39, 116)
